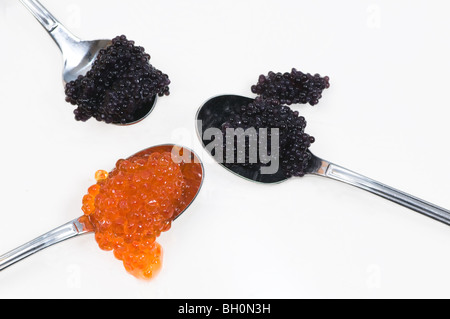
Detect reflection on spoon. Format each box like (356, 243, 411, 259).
(196, 94, 450, 226)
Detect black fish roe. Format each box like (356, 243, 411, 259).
(221, 97, 315, 178)
(65, 35, 170, 124)
(251, 68, 330, 106)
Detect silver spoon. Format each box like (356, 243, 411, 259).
(19, 0, 157, 125)
(0, 144, 204, 271)
(196, 94, 450, 226)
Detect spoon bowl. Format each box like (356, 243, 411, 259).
(196, 95, 287, 183)
(196, 94, 450, 226)
(19, 0, 157, 125)
(0, 144, 204, 272)
(61, 39, 112, 85)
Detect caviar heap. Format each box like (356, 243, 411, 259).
(251, 68, 330, 106)
(81, 151, 186, 280)
(221, 97, 315, 178)
(65, 35, 170, 124)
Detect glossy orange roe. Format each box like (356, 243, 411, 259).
(82, 151, 187, 280)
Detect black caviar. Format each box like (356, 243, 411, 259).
(251, 68, 330, 106)
(221, 97, 315, 178)
(65, 35, 170, 124)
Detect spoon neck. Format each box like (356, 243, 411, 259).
(0, 217, 90, 271)
(49, 24, 81, 54)
(20, 0, 58, 31)
(20, 0, 80, 53)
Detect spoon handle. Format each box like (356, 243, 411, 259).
(19, 0, 59, 31)
(0, 218, 90, 271)
(19, 0, 80, 51)
(313, 158, 450, 226)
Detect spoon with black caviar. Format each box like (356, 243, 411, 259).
(196, 95, 450, 226)
(19, 0, 162, 125)
(0, 144, 204, 272)
(20, 0, 111, 85)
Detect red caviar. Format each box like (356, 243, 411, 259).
(81, 147, 202, 280)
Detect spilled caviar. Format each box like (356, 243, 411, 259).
(80, 147, 202, 280)
(65, 35, 170, 124)
(251, 68, 330, 106)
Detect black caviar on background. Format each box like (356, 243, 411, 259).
(218, 68, 330, 178)
(65, 35, 170, 124)
(251, 68, 330, 106)
(221, 97, 315, 178)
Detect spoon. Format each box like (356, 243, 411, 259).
(0, 144, 204, 271)
(196, 94, 450, 226)
(19, 0, 156, 125)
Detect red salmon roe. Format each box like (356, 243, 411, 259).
(82, 150, 189, 280)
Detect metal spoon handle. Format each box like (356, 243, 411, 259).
(0, 218, 90, 271)
(313, 158, 450, 226)
(19, 0, 58, 31)
(19, 0, 80, 53)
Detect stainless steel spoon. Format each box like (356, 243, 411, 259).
(196, 95, 450, 226)
(0, 144, 204, 271)
(19, 0, 157, 125)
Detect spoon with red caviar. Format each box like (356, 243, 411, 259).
(196, 95, 450, 226)
(20, 0, 167, 125)
(0, 144, 204, 279)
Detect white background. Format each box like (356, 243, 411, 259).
(1, 0, 450, 299)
